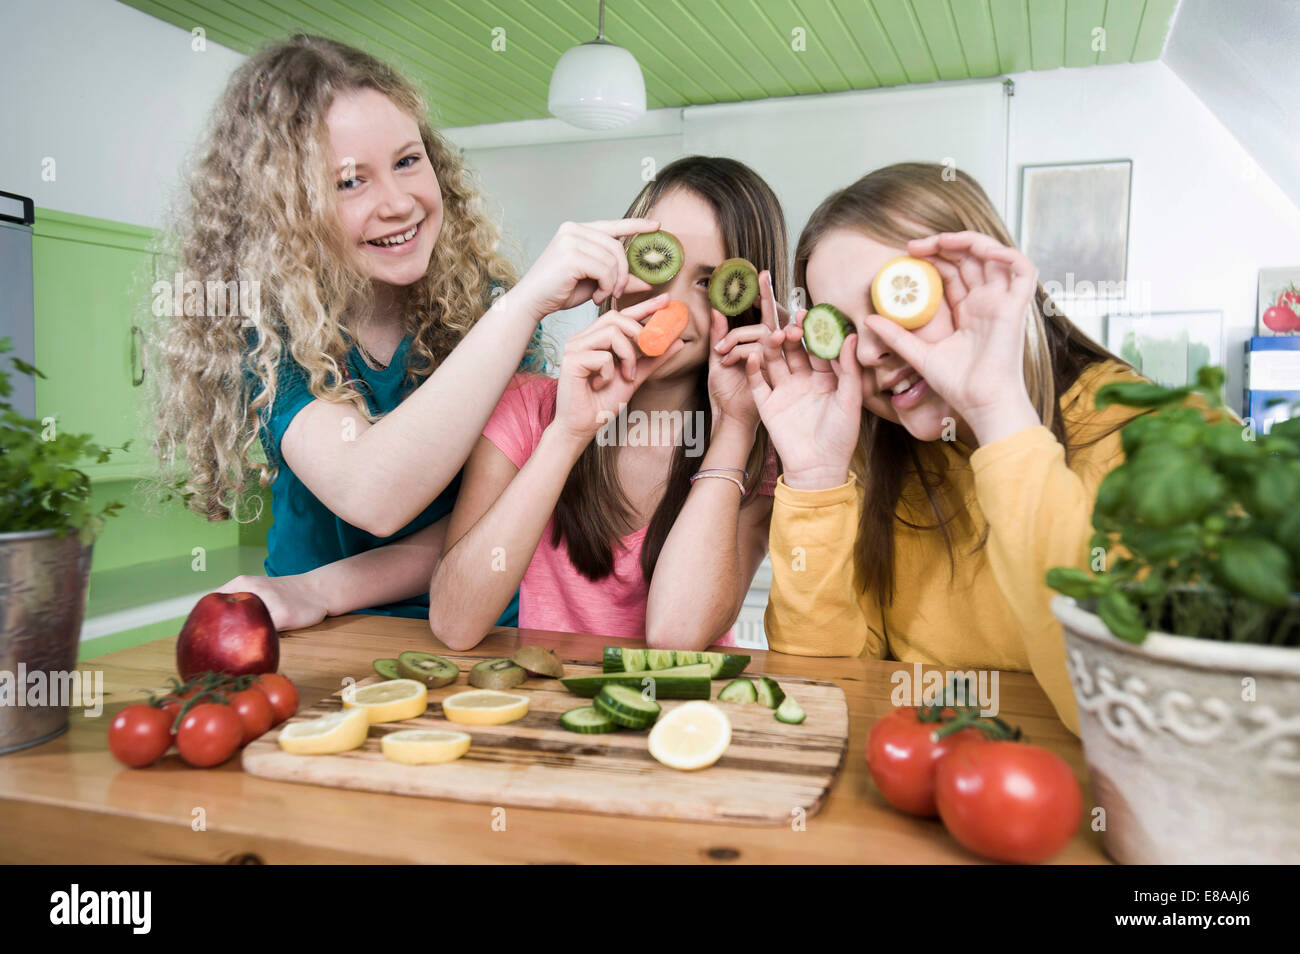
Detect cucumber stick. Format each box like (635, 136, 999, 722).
(561, 664, 712, 699)
(600, 646, 750, 678)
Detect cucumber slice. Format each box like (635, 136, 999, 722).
(802, 303, 853, 360)
(755, 676, 787, 709)
(397, 650, 459, 688)
(560, 706, 617, 734)
(717, 678, 757, 704)
(673, 650, 703, 667)
(560, 664, 712, 699)
(622, 647, 648, 672)
(645, 649, 677, 670)
(775, 696, 806, 724)
(593, 684, 661, 729)
(373, 658, 401, 680)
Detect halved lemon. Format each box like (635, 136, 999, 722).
(342, 678, 428, 723)
(647, 701, 731, 771)
(871, 255, 943, 329)
(381, 728, 472, 765)
(441, 690, 529, 726)
(277, 708, 370, 755)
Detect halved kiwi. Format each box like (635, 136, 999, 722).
(468, 658, 527, 690)
(373, 658, 401, 681)
(708, 258, 759, 316)
(397, 650, 459, 688)
(511, 645, 565, 679)
(627, 230, 683, 284)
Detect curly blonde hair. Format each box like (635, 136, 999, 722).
(150, 35, 524, 521)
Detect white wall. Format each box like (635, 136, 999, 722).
(1, 0, 244, 228)
(7, 3, 1297, 413)
(453, 61, 1300, 413)
(1165, 0, 1300, 213)
(1004, 60, 1300, 410)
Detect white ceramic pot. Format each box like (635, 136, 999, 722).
(1052, 594, 1300, 863)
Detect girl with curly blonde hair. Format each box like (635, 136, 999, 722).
(153, 35, 658, 625)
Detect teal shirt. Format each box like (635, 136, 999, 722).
(248, 337, 519, 625)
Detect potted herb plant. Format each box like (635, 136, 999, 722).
(0, 339, 122, 753)
(1048, 366, 1300, 864)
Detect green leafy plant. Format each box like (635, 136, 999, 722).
(0, 338, 125, 543)
(1048, 366, 1300, 645)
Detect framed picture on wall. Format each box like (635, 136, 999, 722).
(1018, 160, 1132, 294)
(1105, 310, 1224, 388)
(1257, 266, 1300, 336)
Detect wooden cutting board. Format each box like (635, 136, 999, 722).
(241, 663, 849, 826)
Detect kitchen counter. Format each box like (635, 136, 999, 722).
(0, 613, 1107, 864)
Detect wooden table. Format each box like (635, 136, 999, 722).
(0, 615, 1107, 864)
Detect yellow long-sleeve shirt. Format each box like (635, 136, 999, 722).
(764, 360, 1145, 736)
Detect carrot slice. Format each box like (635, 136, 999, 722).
(637, 300, 690, 356)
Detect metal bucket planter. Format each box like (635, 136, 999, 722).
(0, 529, 93, 754)
(1052, 594, 1300, 864)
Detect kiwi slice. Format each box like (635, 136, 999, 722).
(627, 230, 683, 284)
(511, 645, 565, 679)
(708, 258, 759, 316)
(397, 650, 459, 688)
(373, 658, 401, 681)
(469, 658, 527, 690)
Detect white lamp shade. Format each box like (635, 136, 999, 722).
(548, 40, 646, 130)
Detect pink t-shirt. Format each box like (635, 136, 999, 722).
(481, 373, 777, 645)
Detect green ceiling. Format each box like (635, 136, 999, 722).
(119, 0, 1179, 127)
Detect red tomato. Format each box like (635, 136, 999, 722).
(934, 741, 1083, 863)
(162, 701, 183, 743)
(107, 705, 174, 768)
(252, 673, 299, 726)
(228, 688, 274, 745)
(1263, 304, 1298, 333)
(865, 708, 985, 817)
(175, 703, 243, 768)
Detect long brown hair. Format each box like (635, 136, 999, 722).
(150, 34, 530, 520)
(552, 156, 787, 582)
(793, 162, 1128, 604)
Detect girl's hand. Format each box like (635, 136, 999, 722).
(552, 293, 683, 446)
(508, 218, 660, 320)
(863, 232, 1040, 444)
(709, 270, 784, 432)
(215, 574, 328, 632)
(743, 316, 863, 490)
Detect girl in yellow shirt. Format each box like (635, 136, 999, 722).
(716, 162, 1143, 735)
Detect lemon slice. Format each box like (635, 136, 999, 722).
(441, 690, 529, 726)
(277, 708, 370, 755)
(871, 255, 943, 329)
(381, 728, 472, 765)
(342, 678, 428, 723)
(647, 701, 731, 771)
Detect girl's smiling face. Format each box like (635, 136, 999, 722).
(326, 88, 443, 287)
(617, 187, 728, 380)
(807, 227, 962, 442)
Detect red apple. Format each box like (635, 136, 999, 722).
(177, 592, 279, 680)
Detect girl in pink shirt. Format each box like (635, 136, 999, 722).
(427, 157, 788, 650)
